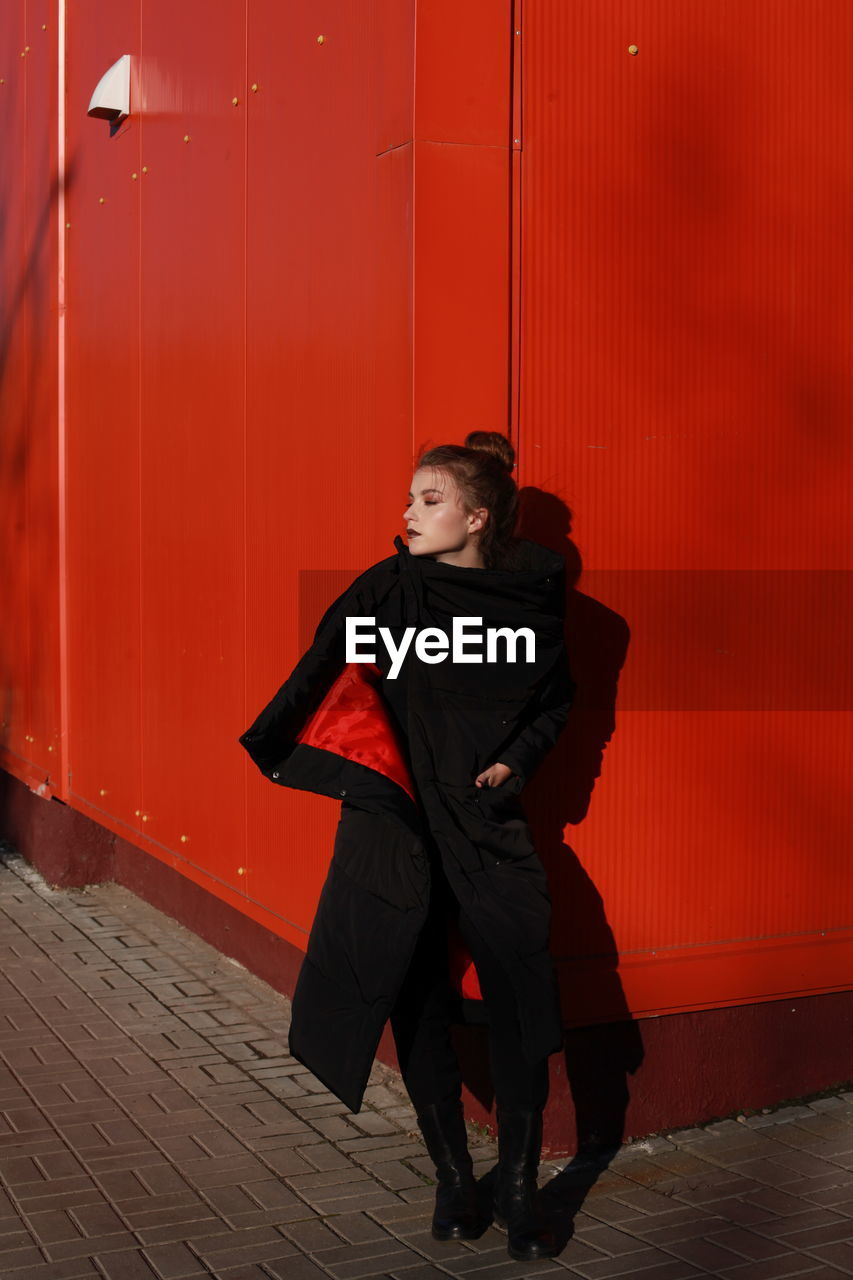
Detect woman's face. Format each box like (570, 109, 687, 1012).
(403, 467, 487, 560)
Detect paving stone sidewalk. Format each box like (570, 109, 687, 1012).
(1, 847, 852, 1280)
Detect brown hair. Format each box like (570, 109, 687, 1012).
(414, 431, 519, 570)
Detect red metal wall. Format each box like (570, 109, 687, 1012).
(1, 0, 851, 1049)
(516, 1, 853, 1022)
(2, 0, 421, 948)
(0, 1, 61, 795)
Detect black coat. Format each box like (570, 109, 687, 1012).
(239, 534, 575, 1113)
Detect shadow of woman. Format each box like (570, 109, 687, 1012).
(515, 487, 646, 1240)
(440, 485, 646, 1242)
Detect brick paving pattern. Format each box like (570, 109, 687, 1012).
(0, 845, 852, 1279)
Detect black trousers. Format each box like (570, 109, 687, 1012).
(389, 848, 550, 1115)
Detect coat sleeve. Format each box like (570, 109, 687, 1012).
(495, 643, 576, 786)
(238, 569, 375, 779)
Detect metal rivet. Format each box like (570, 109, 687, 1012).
(142, 165, 148, 173)
(317, 34, 325, 44)
(628, 44, 639, 55)
(134, 809, 141, 816)
(340, 789, 347, 796)
(99, 788, 107, 796)
(99, 197, 105, 204)
(48, 745, 53, 751)
(232, 96, 239, 105)
(272, 770, 280, 779)
(183, 134, 190, 142)
(131, 172, 138, 180)
(251, 82, 259, 92)
(180, 835, 189, 843)
(237, 866, 246, 875)
(141, 814, 149, 822)
(42, 24, 47, 30)
(66, 222, 71, 229)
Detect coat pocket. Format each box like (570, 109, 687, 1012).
(438, 779, 536, 862)
(471, 776, 525, 820)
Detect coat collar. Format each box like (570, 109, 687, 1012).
(392, 533, 565, 620)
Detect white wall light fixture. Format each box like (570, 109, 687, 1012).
(87, 54, 131, 125)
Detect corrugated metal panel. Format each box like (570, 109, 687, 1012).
(135, 2, 247, 891)
(65, 1, 143, 830)
(0, 7, 28, 772)
(49, 0, 423, 952)
(24, 1, 61, 781)
(412, 0, 513, 443)
(244, 0, 410, 938)
(518, 0, 853, 1020)
(0, 2, 61, 793)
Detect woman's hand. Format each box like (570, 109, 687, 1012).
(474, 762, 515, 788)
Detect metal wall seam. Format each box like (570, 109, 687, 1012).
(508, 0, 523, 458)
(56, 0, 69, 801)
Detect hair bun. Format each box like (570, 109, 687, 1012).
(463, 430, 515, 474)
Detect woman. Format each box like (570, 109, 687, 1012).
(239, 432, 575, 1262)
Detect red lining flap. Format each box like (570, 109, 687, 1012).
(295, 663, 416, 802)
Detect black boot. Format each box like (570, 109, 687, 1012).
(416, 1098, 484, 1241)
(492, 1107, 559, 1260)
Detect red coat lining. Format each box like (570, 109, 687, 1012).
(294, 662, 416, 801)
